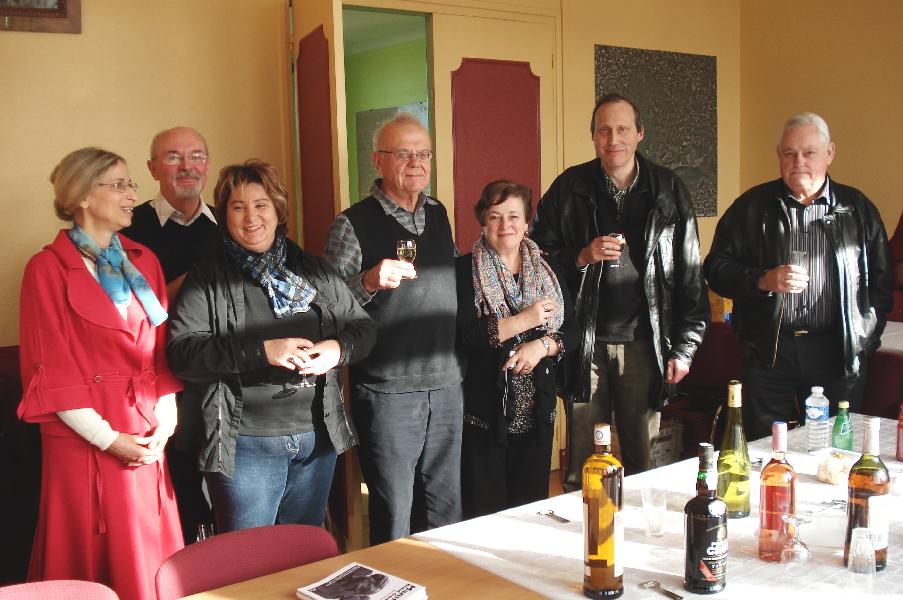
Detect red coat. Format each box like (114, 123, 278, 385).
(18, 230, 184, 600)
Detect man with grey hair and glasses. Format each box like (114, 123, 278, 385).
(122, 126, 221, 543)
(324, 112, 463, 544)
(704, 112, 893, 440)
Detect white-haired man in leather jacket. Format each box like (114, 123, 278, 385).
(704, 112, 893, 440)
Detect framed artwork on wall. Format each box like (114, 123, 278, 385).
(595, 44, 717, 217)
(0, 0, 80, 34)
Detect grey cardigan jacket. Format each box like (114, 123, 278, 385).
(167, 240, 376, 477)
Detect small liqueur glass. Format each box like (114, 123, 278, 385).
(607, 233, 625, 268)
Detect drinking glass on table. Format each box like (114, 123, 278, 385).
(847, 527, 876, 590)
(641, 484, 666, 537)
(607, 233, 626, 268)
(779, 514, 811, 568)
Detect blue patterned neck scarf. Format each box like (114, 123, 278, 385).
(224, 233, 317, 318)
(67, 224, 168, 326)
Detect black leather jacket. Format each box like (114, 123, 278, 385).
(532, 154, 710, 405)
(704, 177, 894, 375)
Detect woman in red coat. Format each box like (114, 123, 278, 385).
(18, 148, 184, 600)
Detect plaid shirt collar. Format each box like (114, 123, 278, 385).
(370, 179, 437, 214)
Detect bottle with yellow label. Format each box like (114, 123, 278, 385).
(582, 423, 623, 598)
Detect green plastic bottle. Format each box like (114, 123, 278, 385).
(831, 400, 853, 451)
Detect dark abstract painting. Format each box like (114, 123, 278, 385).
(595, 45, 717, 216)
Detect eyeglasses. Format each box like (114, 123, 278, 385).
(96, 180, 139, 193)
(378, 149, 433, 162)
(159, 151, 208, 166)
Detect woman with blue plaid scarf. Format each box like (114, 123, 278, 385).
(168, 160, 375, 533)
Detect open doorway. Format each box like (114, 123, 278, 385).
(342, 8, 430, 204)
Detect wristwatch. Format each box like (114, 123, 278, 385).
(540, 336, 552, 356)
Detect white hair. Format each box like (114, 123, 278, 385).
(372, 112, 427, 152)
(780, 112, 831, 146)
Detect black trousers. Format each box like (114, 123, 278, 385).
(461, 422, 553, 520)
(742, 328, 866, 442)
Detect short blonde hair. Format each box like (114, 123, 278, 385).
(50, 147, 126, 221)
(213, 159, 289, 234)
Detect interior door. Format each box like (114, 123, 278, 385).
(291, 0, 349, 254)
(290, 0, 364, 551)
(430, 11, 559, 244)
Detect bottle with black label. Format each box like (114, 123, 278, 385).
(684, 442, 727, 594)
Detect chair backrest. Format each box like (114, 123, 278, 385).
(155, 524, 339, 600)
(0, 580, 118, 599)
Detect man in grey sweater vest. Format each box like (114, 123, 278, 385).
(324, 113, 463, 544)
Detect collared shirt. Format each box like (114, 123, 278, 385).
(150, 193, 217, 227)
(601, 158, 640, 224)
(323, 179, 443, 305)
(781, 178, 839, 329)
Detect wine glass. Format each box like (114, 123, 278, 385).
(779, 514, 811, 570)
(271, 355, 316, 399)
(397, 239, 416, 264)
(607, 233, 625, 268)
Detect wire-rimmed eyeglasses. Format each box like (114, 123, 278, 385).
(96, 180, 139, 193)
(160, 151, 208, 166)
(377, 149, 433, 162)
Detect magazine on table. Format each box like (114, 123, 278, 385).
(297, 562, 427, 600)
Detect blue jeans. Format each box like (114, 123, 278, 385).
(205, 427, 337, 533)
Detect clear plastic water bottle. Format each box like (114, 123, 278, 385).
(805, 386, 830, 452)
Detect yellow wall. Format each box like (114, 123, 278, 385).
(740, 0, 903, 235)
(0, 0, 292, 346)
(561, 0, 742, 256)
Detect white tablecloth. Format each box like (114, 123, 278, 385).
(415, 415, 903, 598)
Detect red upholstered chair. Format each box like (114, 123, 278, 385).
(0, 580, 118, 599)
(155, 524, 339, 600)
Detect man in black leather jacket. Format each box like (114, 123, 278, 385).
(704, 112, 893, 440)
(533, 94, 709, 487)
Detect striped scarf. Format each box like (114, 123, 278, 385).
(224, 233, 317, 318)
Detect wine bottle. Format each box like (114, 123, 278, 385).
(831, 400, 853, 451)
(716, 380, 750, 518)
(758, 421, 796, 562)
(844, 416, 890, 570)
(684, 442, 727, 594)
(583, 423, 623, 599)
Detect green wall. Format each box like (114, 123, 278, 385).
(344, 38, 429, 203)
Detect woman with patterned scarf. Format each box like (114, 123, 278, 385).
(167, 160, 375, 533)
(18, 147, 184, 600)
(456, 180, 576, 519)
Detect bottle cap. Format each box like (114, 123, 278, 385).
(811, 386, 824, 395)
(727, 380, 742, 407)
(698, 442, 714, 468)
(863, 417, 881, 455)
(838, 400, 849, 409)
(593, 423, 611, 445)
(772, 421, 787, 452)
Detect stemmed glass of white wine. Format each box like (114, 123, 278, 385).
(397, 239, 416, 265)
